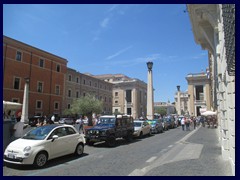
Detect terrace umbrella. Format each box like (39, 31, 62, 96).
(201, 110, 217, 116)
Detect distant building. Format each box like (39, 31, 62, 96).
(64, 68, 113, 115)
(185, 72, 211, 116)
(3, 36, 68, 117)
(94, 74, 147, 119)
(174, 88, 189, 116)
(154, 102, 176, 115)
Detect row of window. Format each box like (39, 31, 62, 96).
(12, 98, 60, 111)
(36, 100, 60, 110)
(68, 74, 111, 91)
(15, 51, 61, 72)
(13, 77, 61, 95)
(67, 89, 112, 102)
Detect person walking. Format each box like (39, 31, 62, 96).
(51, 114, 55, 122)
(181, 117, 185, 131)
(79, 118, 84, 134)
(193, 116, 197, 129)
(185, 118, 190, 131)
(12, 117, 25, 140)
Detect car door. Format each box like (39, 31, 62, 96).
(115, 118, 122, 138)
(142, 122, 149, 135)
(47, 127, 72, 159)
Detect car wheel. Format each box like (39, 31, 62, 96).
(34, 152, 48, 168)
(106, 135, 116, 147)
(126, 132, 133, 142)
(86, 139, 94, 146)
(75, 143, 84, 156)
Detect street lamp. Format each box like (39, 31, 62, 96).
(176, 85, 181, 115)
(147, 61, 153, 71)
(146, 61, 154, 120)
(177, 85, 180, 91)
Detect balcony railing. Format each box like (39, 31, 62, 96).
(194, 100, 206, 104)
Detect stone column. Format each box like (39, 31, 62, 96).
(124, 90, 127, 115)
(177, 85, 181, 115)
(188, 94, 191, 116)
(21, 78, 30, 123)
(146, 62, 154, 120)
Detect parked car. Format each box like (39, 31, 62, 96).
(59, 118, 74, 125)
(85, 115, 134, 147)
(4, 124, 85, 168)
(146, 119, 164, 133)
(163, 116, 175, 129)
(162, 118, 170, 131)
(133, 120, 151, 138)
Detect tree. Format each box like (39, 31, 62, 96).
(65, 94, 103, 125)
(154, 106, 167, 117)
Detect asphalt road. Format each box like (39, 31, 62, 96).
(3, 125, 231, 176)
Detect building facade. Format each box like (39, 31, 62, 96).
(154, 102, 176, 115)
(186, 72, 211, 116)
(3, 36, 68, 118)
(188, 4, 235, 175)
(64, 69, 113, 115)
(94, 74, 147, 119)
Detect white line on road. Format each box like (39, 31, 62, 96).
(168, 145, 173, 148)
(146, 156, 157, 163)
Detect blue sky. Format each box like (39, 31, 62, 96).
(3, 4, 209, 103)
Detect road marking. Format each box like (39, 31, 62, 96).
(146, 156, 157, 163)
(129, 127, 203, 176)
(168, 145, 173, 148)
(160, 148, 167, 152)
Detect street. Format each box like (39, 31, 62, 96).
(3, 126, 231, 176)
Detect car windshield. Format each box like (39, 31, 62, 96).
(98, 118, 116, 124)
(134, 122, 142, 127)
(22, 125, 56, 140)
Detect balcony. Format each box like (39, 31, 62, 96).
(194, 100, 206, 105)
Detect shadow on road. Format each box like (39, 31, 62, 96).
(90, 134, 154, 148)
(3, 153, 89, 170)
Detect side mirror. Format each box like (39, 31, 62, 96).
(52, 135, 59, 142)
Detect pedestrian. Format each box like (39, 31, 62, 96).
(181, 117, 185, 131)
(79, 118, 84, 134)
(12, 117, 26, 140)
(185, 118, 190, 131)
(193, 117, 197, 129)
(51, 114, 55, 122)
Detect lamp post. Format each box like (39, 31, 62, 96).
(146, 61, 154, 120)
(188, 94, 191, 116)
(21, 77, 30, 123)
(177, 85, 181, 115)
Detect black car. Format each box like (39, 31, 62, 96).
(85, 115, 134, 147)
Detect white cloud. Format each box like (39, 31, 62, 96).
(100, 17, 110, 28)
(107, 4, 119, 12)
(106, 45, 133, 60)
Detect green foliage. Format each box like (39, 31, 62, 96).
(65, 94, 103, 116)
(154, 106, 167, 116)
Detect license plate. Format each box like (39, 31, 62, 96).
(8, 153, 16, 159)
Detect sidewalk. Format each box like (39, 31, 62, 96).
(145, 126, 233, 176)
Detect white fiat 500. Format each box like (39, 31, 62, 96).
(4, 124, 85, 168)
